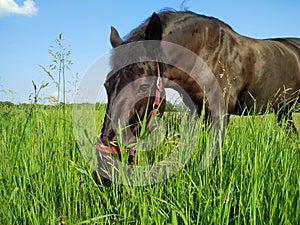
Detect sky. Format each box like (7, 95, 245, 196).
(0, 0, 300, 103)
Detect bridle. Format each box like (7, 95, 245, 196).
(97, 61, 163, 165)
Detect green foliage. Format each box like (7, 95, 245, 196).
(29, 81, 49, 104)
(165, 101, 177, 112)
(39, 33, 74, 104)
(0, 101, 15, 107)
(0, 105, 299, 224)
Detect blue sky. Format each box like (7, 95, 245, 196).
(0, 0, 300, 103)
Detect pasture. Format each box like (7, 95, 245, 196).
(0, 103, 299, 224)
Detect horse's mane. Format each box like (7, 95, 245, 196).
(124, 10, 234, 43)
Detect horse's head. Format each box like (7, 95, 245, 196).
(96, 13, 166, 181)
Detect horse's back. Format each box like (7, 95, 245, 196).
(268, 38, 300, 54)
(278, 38, 300, 47)
(286, 38, 300, 48)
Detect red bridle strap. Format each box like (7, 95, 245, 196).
(154, 61, 162, 107)
(146, 61, 163, 130)
(96, 141, 121, 155)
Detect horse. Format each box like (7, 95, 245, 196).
(95, 11, 300, 184)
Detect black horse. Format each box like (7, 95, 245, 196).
(95, 11, 300, 183)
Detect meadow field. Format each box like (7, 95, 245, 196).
(0, 103, 299, 224)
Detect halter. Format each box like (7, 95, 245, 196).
(97, 61, 163, 164)
(146, 61, 163, 131)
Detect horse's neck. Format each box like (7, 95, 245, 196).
(160, 21, 227, 83)
(161, 21, 249, 100)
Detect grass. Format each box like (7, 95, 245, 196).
(0, 103, 299, 224)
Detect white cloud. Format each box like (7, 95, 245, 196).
(0, 0, 38, 16)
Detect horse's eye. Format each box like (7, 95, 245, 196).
(138, 84, 150, 93)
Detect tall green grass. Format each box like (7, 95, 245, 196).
(0, 104, 299, 224)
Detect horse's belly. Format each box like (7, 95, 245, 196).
(236, 75, 300, 113)
(235, 40, 300, 111)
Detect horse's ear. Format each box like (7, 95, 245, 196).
(110, 26, 123, 48)
(145, 13, 163, 40)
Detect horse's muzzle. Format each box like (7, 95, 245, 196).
(96, 140, 121, 156)
(94, 138, 137, 185)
